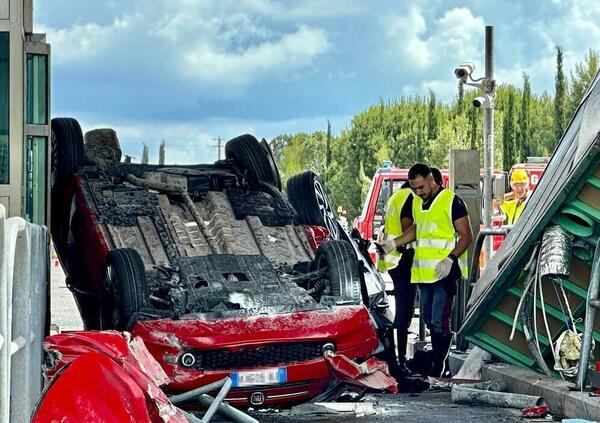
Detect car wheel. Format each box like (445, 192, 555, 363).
(101, 248, 150, 331)
(50, 118, 85, 256)
(225, 134, 282, 190)
(314, 240, 362, 304)
(286, 171, 340, 240)
(50, 118, 84, 189)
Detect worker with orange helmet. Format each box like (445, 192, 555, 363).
(501, 169, 531, 225)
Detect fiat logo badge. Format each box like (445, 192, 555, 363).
(250, 392, 265, 405)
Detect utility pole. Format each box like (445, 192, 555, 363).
(482, 26, 495, 266)
(453, 25, 496, 267)
(212, 137, 223, 160)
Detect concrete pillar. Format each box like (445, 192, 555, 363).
(449, 149, 481, 334)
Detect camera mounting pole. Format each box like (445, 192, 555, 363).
(482, 25, 495, 267)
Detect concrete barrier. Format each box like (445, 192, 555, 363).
(0, 204, 48, 423)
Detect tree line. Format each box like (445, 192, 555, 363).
(271, 48, 599, 221)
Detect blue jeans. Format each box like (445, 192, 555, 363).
(419, 279, 455, 337)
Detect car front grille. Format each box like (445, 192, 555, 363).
(180, 342, 330, 371)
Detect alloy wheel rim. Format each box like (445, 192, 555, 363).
(314, 179, 339, 239)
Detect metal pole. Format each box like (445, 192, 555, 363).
(201, 378, 232, 423)
(576, 238, 600, 390)
(482, 26, 495, 267)
(169, 378, 229, 405)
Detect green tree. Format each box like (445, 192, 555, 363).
(141, 143, 149, 164)
(517, 73, 531, 162)
(324, 119, 332, 184)
(554, 46, 568, 145)
(427, 89, 438, 140)
(502, 90, 516, 170)
(159, 139, 165, 165)
(468, 108, 478, 150)
(269, 134, 292, 164)
(456, 82, 464, 116)
(569, 49, 599, 118)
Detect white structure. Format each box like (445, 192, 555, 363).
(0, 204, 48, 422)
(0, 0, 51, 225)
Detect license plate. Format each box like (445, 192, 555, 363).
(231, 368, 286, 387)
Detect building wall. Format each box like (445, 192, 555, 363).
(0, 0, 50, 224)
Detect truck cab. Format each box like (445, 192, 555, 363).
(353, 163, 448, 242)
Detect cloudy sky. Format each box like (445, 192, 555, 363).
(36, 0, 600, 164)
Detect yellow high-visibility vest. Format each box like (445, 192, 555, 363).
(501, 196, 528, 225)
(412, 189, 468, 284)
(377, 188, 412, 272)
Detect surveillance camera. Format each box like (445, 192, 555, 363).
(473, 95, 492, 109)
(454, 63, 475, 82)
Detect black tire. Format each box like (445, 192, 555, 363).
(286, 171, 340, 239)
(51, 118, 84, 189)
(225, 134, 282, 190)
(314, 240, 362, 304)
(101, 248, 150, 330)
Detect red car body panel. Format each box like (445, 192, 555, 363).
(36, 333, 187, 423)
(131, 305, 380, 407)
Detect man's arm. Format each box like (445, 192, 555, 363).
(394, 223, 416, 247)
(450, 215, 473, 257)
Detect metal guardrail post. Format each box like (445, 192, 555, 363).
(576, 238, 600, 390)
(455, 227, 511, 351)
(201, 377, 232, 423)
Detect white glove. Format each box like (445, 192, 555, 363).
(435, 257, 454, 280)
(375, 239, 397, 256)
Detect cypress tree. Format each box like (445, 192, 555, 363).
(502, 90, 516, 171)
(517, 73, 531, 162)
(141, 143, 149, 164)
(554, 46, 567, 145)
(456, 81, 464, 115)
(468, 108, 478, 149)
(159, 139, 165, 165)
(427, 89, 438, 140)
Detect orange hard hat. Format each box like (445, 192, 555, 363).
(510, 169, 529, 185)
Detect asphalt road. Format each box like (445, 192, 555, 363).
(249, 391, 530, 422)
(49, 259, 83, 332)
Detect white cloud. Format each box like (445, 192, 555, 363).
(39, 14, 140, 65)
(387, 7, 430, 68)
(387, 7, 484, 71)
(42, 3, 331, 88)
(183, 25, 331, 85)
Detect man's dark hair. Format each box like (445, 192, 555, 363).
(401, 180, 411, 189)
(408, 163, 431, 180)
(430, 167, 443, 186)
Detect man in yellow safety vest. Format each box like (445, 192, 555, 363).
(501, 169, 531, 225)
(376, 163, 473, 377)
(376, 181, 415, 377)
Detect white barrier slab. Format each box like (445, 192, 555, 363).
(0, 204, 48, 423)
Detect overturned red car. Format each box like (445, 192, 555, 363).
(49, 118, 394, 408)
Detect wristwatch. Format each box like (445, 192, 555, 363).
(448, 253, 458, 263)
